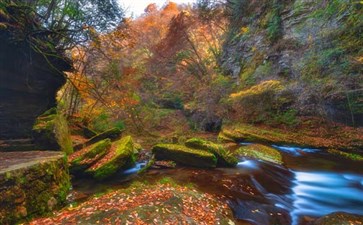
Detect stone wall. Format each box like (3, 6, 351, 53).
(0, 151, 71, 224)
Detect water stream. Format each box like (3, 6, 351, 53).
(72, 144, 363, 225)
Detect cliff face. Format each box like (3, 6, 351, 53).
(221, 0, 362, 125)
(0, 32, 70, 139)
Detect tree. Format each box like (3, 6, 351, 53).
(1, 0, 123, 51)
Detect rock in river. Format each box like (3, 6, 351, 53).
(68, 138, 111, 173)
(152, 143, 217, 168)
(86, 136, 136, 180)
(185, 137, 238, 167)
(237, 144, 283, 165)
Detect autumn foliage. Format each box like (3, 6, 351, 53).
(59, 1, 229, 134)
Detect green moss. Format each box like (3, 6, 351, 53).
(265, 1, 282, 43)
(70, 139, 110, 164)
(220, 124, 301, 146)
(236, 144, 283, 164)
(152, 143, 217, 168)
(32, 108, 73, 155)
(87, 136, 136, 180)
(0, 152, 71, 224)
(137, 156, 155, 175)
(69, 139, 111, 172)
(217, 132, 235, 143)
(75, 127, 123, 150)
(185, 138, 238, 167)
(327, 149, 363, 161)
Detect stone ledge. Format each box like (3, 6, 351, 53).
(0, 151, 71, 225)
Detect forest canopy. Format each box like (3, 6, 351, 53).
(0, 0, 124, 50)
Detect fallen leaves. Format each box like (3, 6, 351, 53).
(29, 183, 233, 225)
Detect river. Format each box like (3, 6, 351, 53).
(72, 144, 363, 225)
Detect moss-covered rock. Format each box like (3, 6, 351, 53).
(220, 124, 363, 150)
(217, 132, 235, 143)
(32, 108, 73, 154)
(0, 151, 71, 224)
(313, 212, 363, 225)
(68, 139, 111, 173)
(86, 136, 136, 180)
(74, 127, 123, 150)
(236, 144, 283, 165)
(327, 149, 363, 161)
(185, 138, 238, 167)
(220, 124, 318, 148)
(152, 144, 217, 168)
(220, 126, 290, 145)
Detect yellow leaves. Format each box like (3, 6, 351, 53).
(181, 10, 191, 17)
(354, 56, 363, 64)
(240, 26, 249, 34)
(230, 80, 284, 100)
(109, 100, 117, 107)
(70, 48, 86, 61)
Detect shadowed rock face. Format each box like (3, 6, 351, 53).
(0, 32, 70, 139)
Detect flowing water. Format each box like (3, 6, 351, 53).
(72, 144, 363, 225)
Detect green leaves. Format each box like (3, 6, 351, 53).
(3, 0, 124, 50)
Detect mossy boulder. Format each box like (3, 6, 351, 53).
(185, 138, 238, 167)
(314, 212, 363, 225)
(32, 108, 73, 155)
(0, 151, 71, 224)
(327, 149, 363, 161)
(219, 124, 363, 150)
(219, 126, 286, 144)
(74, 127, 123, 150)
(236, 144, 283, 165)
(86, 136, 136, 180)
(68, 139, 111, 173)
(152, 144, 217, 168)
(217, 132, 235, 143)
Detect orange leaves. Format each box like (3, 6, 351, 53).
(29, 183, 232, 225)
(161, 2, 180, 17)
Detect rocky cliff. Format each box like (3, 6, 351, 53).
(221, 0, 362, 125)
(0, 8, 71, 139)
